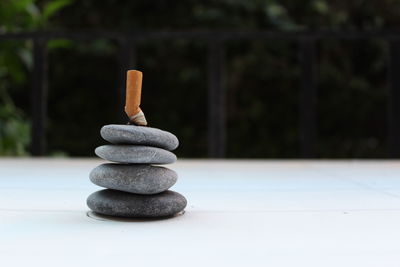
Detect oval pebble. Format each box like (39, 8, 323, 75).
(101, 124, 179, 151)
(90, 164, 177, 194)
(95, 145, 176, 164)
(87, 189, 187, 218)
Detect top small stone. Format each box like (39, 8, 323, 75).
(100, 124, 179, 151)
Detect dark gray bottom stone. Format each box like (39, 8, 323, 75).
(89, 163, 177, 194)
(87, 189, 187, 218)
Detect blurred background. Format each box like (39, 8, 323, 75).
(0, 0, 399, 158)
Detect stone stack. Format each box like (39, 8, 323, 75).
(87, 124, 187, 218)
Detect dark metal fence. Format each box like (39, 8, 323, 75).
(1, 31, 399, 158)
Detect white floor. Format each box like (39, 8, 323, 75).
(1, 159, 400, 267)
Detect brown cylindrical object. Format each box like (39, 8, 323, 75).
(125, 70, 143, 117)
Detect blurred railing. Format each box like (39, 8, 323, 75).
(1, 31, 400, 158)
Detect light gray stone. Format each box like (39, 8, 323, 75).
(95, 145, 176, 164)
(87, 189, 187, 218)
(89, 163, 177, 194)
(100, 124, 179, 151)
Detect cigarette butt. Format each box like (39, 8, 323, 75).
(125, 70, 147, 126)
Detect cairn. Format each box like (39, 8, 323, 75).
(87, 70, 186, 218)
(87, 125, 186, 218)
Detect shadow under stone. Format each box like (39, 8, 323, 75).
(86, 210, 185, 222)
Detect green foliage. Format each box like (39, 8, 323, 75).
(0, 0, 73, 30)
(0, 0, 73, 156)
(0, 88, 30, 156)
(42, 0, 72, 23)
(0, 39, 31, 156)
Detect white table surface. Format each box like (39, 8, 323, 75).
(1, 159, 400, 267)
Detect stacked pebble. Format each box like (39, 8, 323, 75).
(87, 124, 187, 218)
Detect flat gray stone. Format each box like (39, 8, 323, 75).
(95, 145, 176, 164)
(87, 189, 187, 218)
(90, 163, 177, 194)
(100, 124, 179, 151)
